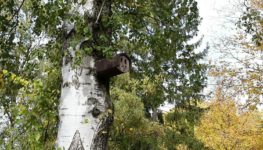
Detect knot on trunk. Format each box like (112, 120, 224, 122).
(92, 107, 101, 117)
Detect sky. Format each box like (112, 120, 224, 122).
(197, 0, 242, 58)
(197, 0, 243, 94)
(198, 0, 238, 38)
(196, 0, 263, 109)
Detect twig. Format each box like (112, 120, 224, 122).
(95, 0, 106, 24)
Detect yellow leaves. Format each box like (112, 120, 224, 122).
(10, 73, 16, 80)
(176, 144, 188, 150)
(209, 67, 237, 77)
(2, 69, 8, 75)
(195, 95, 263, 150)
(251, 0, 263, 9)
(249, 72, 261, 80)
(0, 69, 30, 87)
(107, 109, 113, 114)
(166, 125, 174, 131)
(35, 133, 41, 141)
(10, 73, 30, 86)
(141, 76, 156, 95)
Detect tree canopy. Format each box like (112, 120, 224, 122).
(0, 0, 206, 148)
(0, 0, 262, 149)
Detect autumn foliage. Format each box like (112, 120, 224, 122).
(196, 90, 263, 150)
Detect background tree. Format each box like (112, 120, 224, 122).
(112, 0, 207, 117)
(110, 0, 207, 148)
(109, 74, 165, 150)
(163, 104, 206, 150)
(195, 89, 263, 150)
(0, 0, 64, 149)
(210, 0, 262, 109)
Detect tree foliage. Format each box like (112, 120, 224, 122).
(238, 0, 262, 47)
(109, 0, 207, 148)
(112, 0, 206, 111)
(210, 0, 263, 109)
(0, 0, 65, 148)
(0, 0, 206, 149)
(109, 74, 164, 150)
(163, 105, 206, 150)
(196, 89, 263, 150)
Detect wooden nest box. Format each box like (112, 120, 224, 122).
(95, 53, 131, 78)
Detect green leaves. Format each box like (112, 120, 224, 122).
(1, 0, 207, 149)
(109, 0, 206, 149)
(110, 76, 164, 149)
(0, 67, 60, 149)
(0, 1, 63, 147)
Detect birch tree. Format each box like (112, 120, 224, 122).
(0, 0, 114, 149)
(56, 0, 114, 149)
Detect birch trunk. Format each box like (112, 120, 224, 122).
(57, 0, 112, 149)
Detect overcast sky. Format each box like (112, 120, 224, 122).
(198, 0, 244, 92)
(197, 0, 242, 57)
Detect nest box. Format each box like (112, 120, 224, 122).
(95, 53, 131, 78)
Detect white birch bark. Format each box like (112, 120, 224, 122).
(57, 1, 112, 149)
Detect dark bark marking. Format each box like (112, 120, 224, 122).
(63, 82, 70, 88)
(65, 52, 73, 65)
(80, 82, 91, 85)
(91, 107, 101, 117)
(87, 97, 98, 105)
(97, 93, 102, 97)
(77, 68, 83, 76)
(68, 130, 84, 150)
(72, 78, 80, 89)
(85, 68, 96, 76)
(86, 70, 92, 75)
